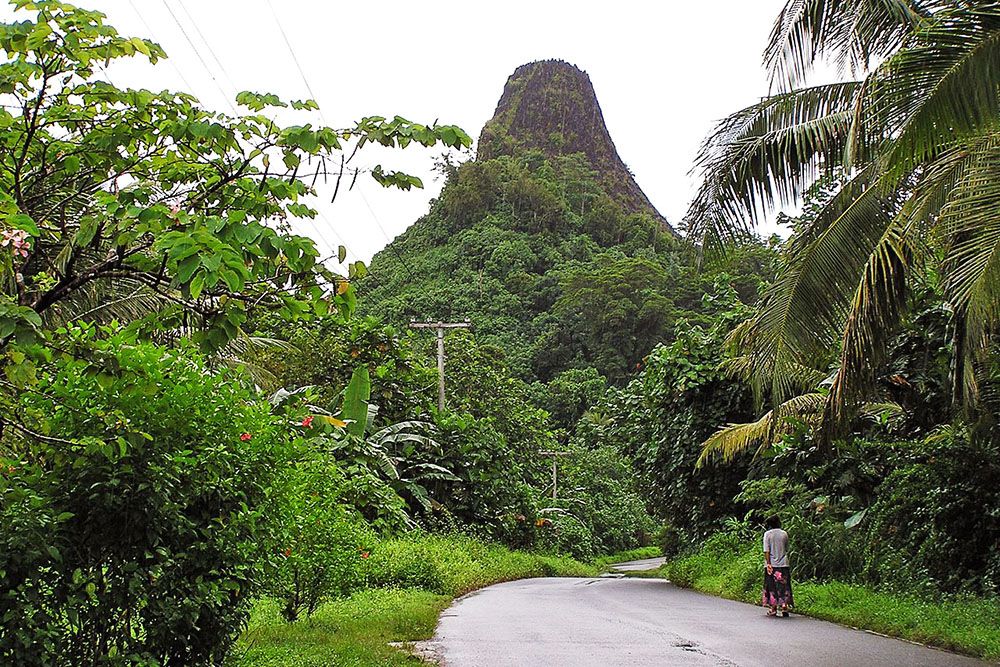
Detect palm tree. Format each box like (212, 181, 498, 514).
(690, 1, 1000, 461)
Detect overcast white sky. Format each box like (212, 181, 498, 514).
(6, 1, 807, 265)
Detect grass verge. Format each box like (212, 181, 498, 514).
(233, 533, 598, 666)
(234, 591, 447, 666)
(658, 533, 1000, 661)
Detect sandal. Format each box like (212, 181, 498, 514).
(766, 609, 778, 617)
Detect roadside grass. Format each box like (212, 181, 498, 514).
(233, 533, 600, 666)
(363, 533, 597, 596)
(233, 591, 446, 667)
(657, 535, 1000, 661)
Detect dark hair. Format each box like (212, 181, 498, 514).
(765, 515, 782, 530)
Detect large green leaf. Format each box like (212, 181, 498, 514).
(341, 366, 371, 438)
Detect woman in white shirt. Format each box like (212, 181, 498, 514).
(762, 515, 793, 617)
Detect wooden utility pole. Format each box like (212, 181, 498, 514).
(409, 320, 471, 411)
(540, 450, 570, 499)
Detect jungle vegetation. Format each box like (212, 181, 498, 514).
(2, 1, 1000, 665)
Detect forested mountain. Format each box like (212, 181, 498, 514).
(359, 60, 773, 402)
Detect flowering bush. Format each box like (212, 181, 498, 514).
(0, 327, 284, 665)
(263, 451, 375, 621)
(1, 228, 30, 258)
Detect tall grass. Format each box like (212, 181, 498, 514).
(362, 532, 597, 596)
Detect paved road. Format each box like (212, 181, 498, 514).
(432, 576, 988, 666)
(610, 557, 666, 572)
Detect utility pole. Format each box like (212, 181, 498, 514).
(409, 320, 471, 411)
(540, 450, 570, 499)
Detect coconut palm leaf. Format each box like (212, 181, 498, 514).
(726, 169, 895, 406)
(216, 332, 299, 388)
(934, 133, 1000, 406)
(686, 82, 863, 246)
(764, 0, 933, 90)
(823, 222, 911, 428)
(698, 392, 827, 465)
(873, 5, 1000, 177)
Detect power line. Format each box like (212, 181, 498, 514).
(158, 0, 236, 113)
(264, 0, 328, 124)
(143, 2, 381, 284)
(357, 182, 419, 283)
(176, 0, 240, 98)
(127, 0, 199, 96)
(255, 1, 385, 278)
(160, 1, 356, 273)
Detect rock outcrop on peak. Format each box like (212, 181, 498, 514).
(478, 60, 673, 233)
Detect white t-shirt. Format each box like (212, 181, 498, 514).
(763, 528, 789, 568)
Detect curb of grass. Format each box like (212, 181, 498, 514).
(628, 566, 1000, 664)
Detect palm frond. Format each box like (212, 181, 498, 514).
(726, 169, 895, 405)
(823, 223, 911, 430)
(934, 132, 1000, 408)
(698, 392, 826, 466)
(685, 82, 862, 245)
(764, 0, 932, 91)
(873, 5, 1000, 176)
(217, 332, 301, 389)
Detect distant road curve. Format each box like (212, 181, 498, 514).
(431, 574, 987, 667)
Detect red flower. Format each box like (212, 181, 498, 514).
(239, 433, 252, 442)
(301, 415, 314, 428)
(360, 551, 370, 559)
(282, 548, 292, 557)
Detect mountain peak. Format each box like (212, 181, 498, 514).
(478, 60, 673, 233)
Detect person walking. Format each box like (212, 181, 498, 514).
(762, 515, 793, 617)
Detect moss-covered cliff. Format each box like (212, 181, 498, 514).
(477, 60, 674, 234)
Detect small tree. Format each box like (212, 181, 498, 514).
(0, 0, 469, 360)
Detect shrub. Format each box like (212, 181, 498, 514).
(0, 329, 283, 665)
(862, 432, 1000, 595)
(265, 453, 375, 622)
(537, 513, 596, 561)
(655, 523, 684, 559)
(663, 531, 759, 603)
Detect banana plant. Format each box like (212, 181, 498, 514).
(314, 366, 461, 512)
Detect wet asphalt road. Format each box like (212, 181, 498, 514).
(608, 557, 667, 572)
(432, 575, 988, 666)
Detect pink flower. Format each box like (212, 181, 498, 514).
(1, 229, 30, 259)
(301, 415, 314, 428)
(239, 433, 252, 442)
(773, 571, 783, 581)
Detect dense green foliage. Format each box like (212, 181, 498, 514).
(573, 279, 758, 536)
(7, 1, 1000, 665)
(1, 328, 283, 664)
(359, 152, 772, 391)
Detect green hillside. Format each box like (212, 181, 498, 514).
(359, 150, 773, 394)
